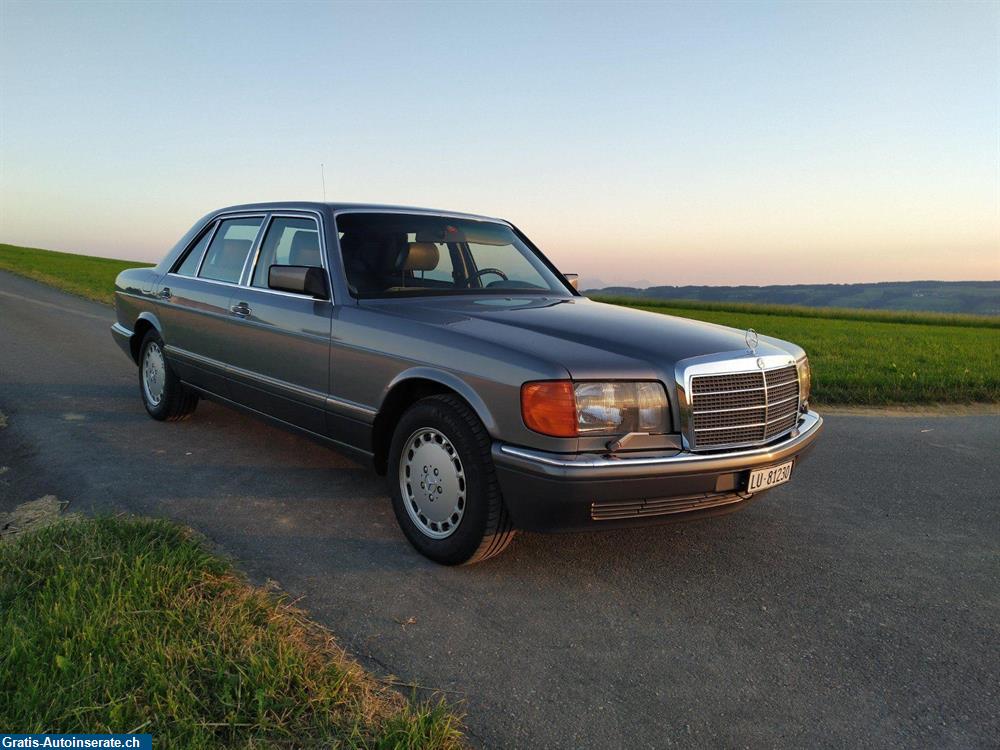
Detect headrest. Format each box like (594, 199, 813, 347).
(400, 242, 439, 272)
(289, 231, 321, 267)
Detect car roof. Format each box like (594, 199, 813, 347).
(211, 201, 508, 224)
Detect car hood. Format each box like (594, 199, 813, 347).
(364, 296, 800, 379)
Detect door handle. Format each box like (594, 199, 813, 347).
(230, 302, 252, 318)
(158, 287, 172, 300)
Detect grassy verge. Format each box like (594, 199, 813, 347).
(0, 242, 151, 305)
(0, 515, 464, 749)
(593, 297, 999, 405)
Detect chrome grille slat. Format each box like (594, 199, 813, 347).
(768, 382, 799, 401)
(692, 372, 763, 393)
(694, 394, 797, 414)
(592, 492, 744, 521)
(694, 386, 766, 396)
(697, 420, 767, 431)
(688, 363, 800, 449)
(689, 390, 766, 411)
(767, 378, 798, 388)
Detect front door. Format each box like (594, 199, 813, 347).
(223, 214, 333, 435)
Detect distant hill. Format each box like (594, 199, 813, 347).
(583, 281, 1000, 316)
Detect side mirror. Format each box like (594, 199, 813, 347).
(563, 273, 579, 290)
(268, 265, 329, 299)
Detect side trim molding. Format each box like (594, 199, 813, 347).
(163, 344, 377, 421)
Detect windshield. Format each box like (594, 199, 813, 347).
(335, 212, 571, 298)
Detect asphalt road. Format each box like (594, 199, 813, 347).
(1, 269, 998, 749)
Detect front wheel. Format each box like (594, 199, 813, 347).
(388, 395, 515, 565)
(138, 329, 198, 421)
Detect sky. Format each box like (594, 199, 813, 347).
(1, 0, 997, 287)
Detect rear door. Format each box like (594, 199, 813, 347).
(155, 214, 264, 395)
(222, 212, 333, 435)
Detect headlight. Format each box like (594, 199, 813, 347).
(796, 356, 811, 406)
(521, 381, 669, 437)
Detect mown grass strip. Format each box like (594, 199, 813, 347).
(0, 516, 464, 749)
(0, 243, 152, 305)
(596, 300, 999, 405)
(590, 295, 1000, 329)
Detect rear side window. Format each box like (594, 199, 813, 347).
(199, 217, 263, 283)
(251, 217, 322, 288)
(174, 223, 216, 277)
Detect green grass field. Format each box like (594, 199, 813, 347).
(594, 297, 999, 405)
(0, 243, 996, 405)
(0, 515, 464, 749)
(0, 242, 152, 304)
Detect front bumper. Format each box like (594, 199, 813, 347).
(492, 411, 823, 532)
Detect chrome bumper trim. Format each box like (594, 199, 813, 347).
(110, 322, 134, 359)
(110, 322, 132, 339)
(494, 411, 822, 477)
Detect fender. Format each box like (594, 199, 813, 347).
(122, 310, 166, 363)
(136, 310, 164, 336)
(382, 366, 500, 436)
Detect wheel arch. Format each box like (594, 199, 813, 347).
(129, 311, 164, 363)
(371, 368, 498, 475)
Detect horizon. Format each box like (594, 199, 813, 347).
(583, 277, 1000, 289)
(1, 1, 997, 286)
(5, 237, 997, 290)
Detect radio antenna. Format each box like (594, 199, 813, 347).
(320, 163, 327, 202)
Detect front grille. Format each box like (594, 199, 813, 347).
(689, 364, 800, 449)
(591, 492, 745, 521)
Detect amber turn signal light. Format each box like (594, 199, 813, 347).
(521, 381, 578, 437)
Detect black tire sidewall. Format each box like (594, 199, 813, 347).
(138, 330, 178, 420)
(388, 398, 495, 564)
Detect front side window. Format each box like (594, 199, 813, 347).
(199, 217, 263, 284)
(335, 213, 569, 298)
(252, 216, 322, 288)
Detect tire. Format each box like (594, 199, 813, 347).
(137, 329, 198, 421)
(388, 394, 515, 565)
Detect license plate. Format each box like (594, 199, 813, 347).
(747, 460, 794, 493)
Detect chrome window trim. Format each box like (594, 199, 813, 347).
(169, 209, 334, 303)
(237, 211, 271, 285)
(331, 207, 513, 226)
(164, 272, 243, 290)
(674, 351, 800, 452)
(241, 211, 333, 302)
(196, 213, 267, 284)
(171, 219, 221, 277)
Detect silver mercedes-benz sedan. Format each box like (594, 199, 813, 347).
(112, 202, 823, 564)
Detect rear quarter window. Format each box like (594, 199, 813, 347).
(173, 223, 216, 277)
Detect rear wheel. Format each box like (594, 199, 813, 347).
(388, 394, 515, 565)
(138, 329, 198, 421)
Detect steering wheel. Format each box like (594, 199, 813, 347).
(467, 268, 508, 287)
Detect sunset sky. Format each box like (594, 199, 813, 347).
(1, 1, 997, 287)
